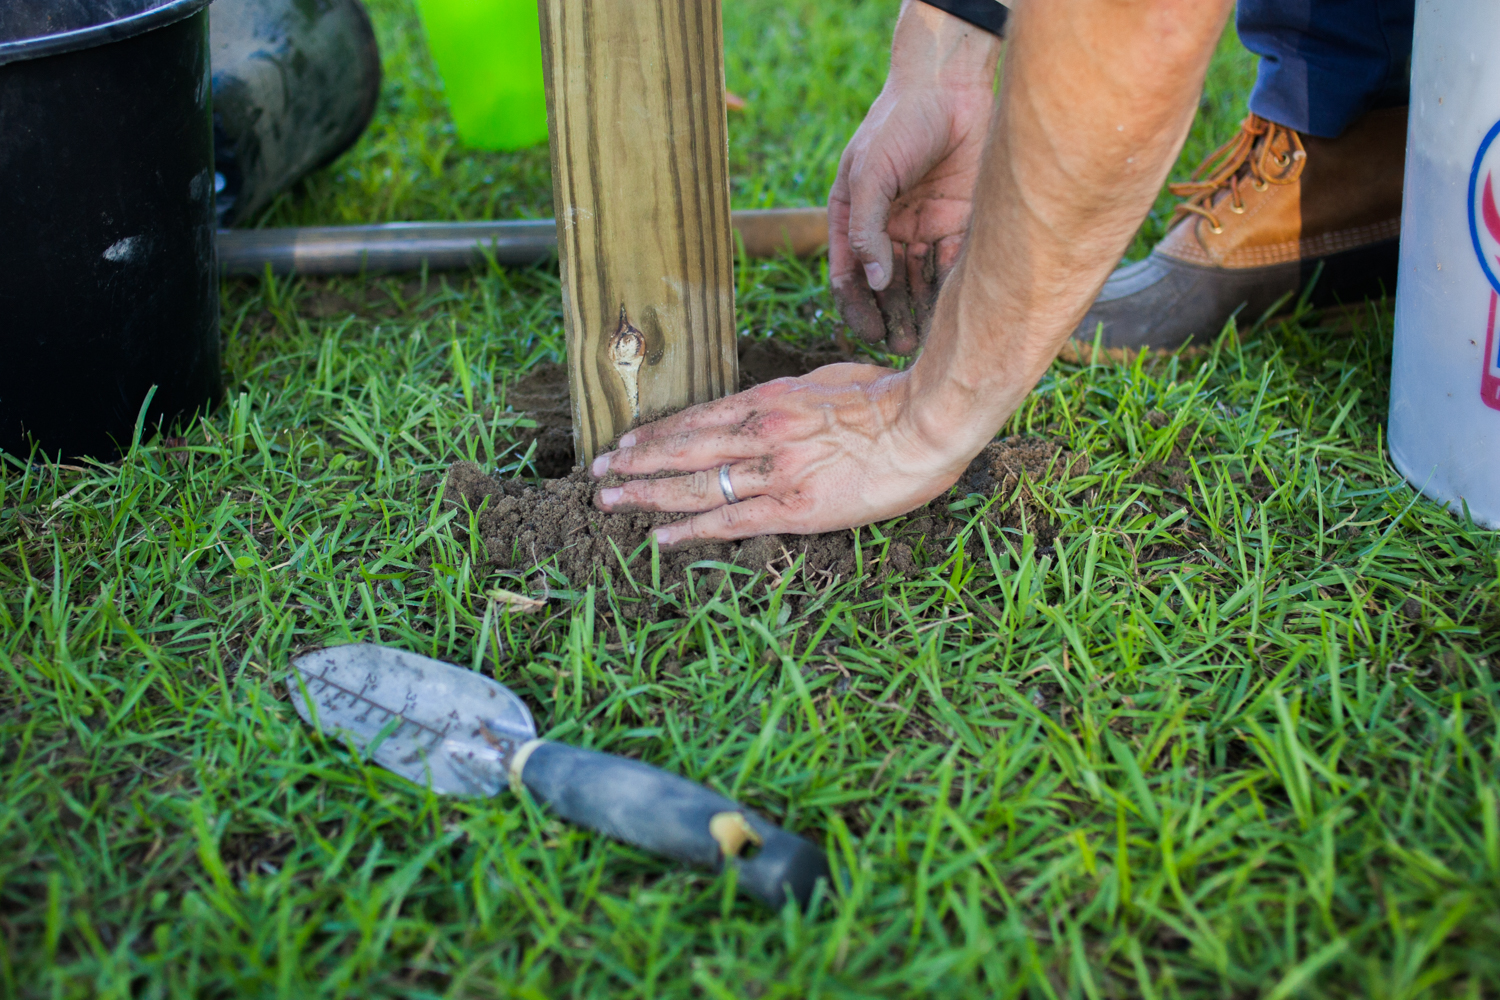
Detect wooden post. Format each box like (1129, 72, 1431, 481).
(538, 0, 738, 464)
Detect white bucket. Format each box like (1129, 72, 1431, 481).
(1389, 0, 1500, 527)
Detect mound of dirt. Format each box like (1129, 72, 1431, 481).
(442, 436, 1087, 599)
(505, 337, 856, 477)
(444, 460, 870, 594)
(451, 336, 1090, 599)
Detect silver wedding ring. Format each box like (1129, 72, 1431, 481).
(718, 463, 740, 504)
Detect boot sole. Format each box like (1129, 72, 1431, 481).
(1063, 236, 1401, 362)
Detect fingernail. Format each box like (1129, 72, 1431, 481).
(618, 431, 636, 448)
(591, 453, 611, 477)
(863, 261, 885, 289)
(653, 527, 672, 546)
(600, 487, 622, 507)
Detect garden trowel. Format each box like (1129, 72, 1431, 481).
(287, 644, 829, 910)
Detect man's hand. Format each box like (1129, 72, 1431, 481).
(829, 1, 1001, 354)
(589, 364, 979, 545)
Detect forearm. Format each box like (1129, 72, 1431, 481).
(887, 0, 1003, 92)
(909, 0, 1233, 441)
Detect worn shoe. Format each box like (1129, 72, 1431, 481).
(1067, 106, 1407, 356)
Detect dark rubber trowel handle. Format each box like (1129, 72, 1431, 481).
(519, 742, 830, 910)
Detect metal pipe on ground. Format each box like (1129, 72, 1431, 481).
(217, 206, 828, 276)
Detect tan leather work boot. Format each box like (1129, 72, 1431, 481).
(1067, 106, 1407, 356)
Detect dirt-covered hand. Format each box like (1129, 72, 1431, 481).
(829, 4, 1000, 355)
(588, 365, 979, 545)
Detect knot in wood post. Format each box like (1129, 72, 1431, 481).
(609, 305, 646, 423)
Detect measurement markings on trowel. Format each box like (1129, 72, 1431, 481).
(289, 645, 542, 797)
(298, 659, 447, 753)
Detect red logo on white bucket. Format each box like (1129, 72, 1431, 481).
(1468, 120, 1500, 409)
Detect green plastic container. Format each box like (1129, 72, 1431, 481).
(416, 0, 548, 150)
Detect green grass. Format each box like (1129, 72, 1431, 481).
(3, 3, 1494, 997)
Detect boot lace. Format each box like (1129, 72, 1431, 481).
(1168, 114, 1306, 234)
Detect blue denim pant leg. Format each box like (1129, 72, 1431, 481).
(1238, 0, 1414, 138)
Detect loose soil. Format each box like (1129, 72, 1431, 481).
(445, 339, 1090, 597)
(443, 437, 1084, 598)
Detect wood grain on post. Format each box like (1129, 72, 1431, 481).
(539, 0, 737, 463)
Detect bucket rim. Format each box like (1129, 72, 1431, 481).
(0, 0, 214, 68)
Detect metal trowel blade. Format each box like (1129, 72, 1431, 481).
(288, 644, 536, 797)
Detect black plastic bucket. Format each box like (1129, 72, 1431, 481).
(0, 0, 221, 462)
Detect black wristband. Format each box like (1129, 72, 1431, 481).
(917, 0, 1008, 38)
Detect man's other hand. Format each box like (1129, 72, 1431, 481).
(828, 1, 1000, 354)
